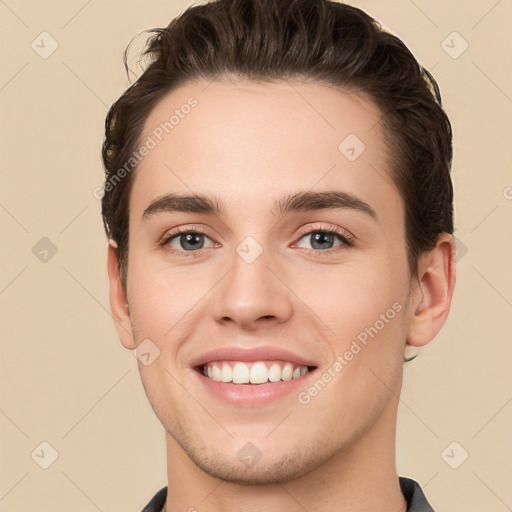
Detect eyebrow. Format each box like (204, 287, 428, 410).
(141, 190, 378, 221)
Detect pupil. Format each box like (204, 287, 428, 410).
(312, 232, 333, 249)
(182, 233, 203, 250)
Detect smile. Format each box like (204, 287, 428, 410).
(199, 360, 313, 385)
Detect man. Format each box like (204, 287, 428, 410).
(101, 0, 456, 510)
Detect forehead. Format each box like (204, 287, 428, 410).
(130, 78, 401, 225)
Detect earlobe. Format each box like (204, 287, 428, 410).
(406, 233, 456, 347)
(107, 242, 135, 350)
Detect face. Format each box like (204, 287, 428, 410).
(120, 78, 416, 484)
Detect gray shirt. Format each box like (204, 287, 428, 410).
(141, 476, 434, 511)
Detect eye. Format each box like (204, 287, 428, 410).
(160, 227, 216, 256)
(159, 224, 354, 258)
(293, 226, 353, 255)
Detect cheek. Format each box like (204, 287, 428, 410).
(299, 260, 407, 338)
(126, 255, 214, 342)
(298, 264, 409, 401)
(301, 267, 407, 422)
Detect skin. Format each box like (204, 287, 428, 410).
(107, 78, 456, 512)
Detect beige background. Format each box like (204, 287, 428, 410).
(1, 0, 511, 510)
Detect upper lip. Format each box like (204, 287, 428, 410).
(190, 346, 319, 368)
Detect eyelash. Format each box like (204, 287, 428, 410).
(159, 224, 354, 258)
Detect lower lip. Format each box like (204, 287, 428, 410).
(194, 368, 317, 407)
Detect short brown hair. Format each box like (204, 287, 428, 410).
(101, 0, 454, 289)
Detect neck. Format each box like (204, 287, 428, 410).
(163, 396, 407, 512)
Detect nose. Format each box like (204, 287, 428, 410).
(213, 243, 294, 331)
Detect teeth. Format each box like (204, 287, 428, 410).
(268, 363, 281, 382)
(232, 362, 248, 384)
(220, 364, 232, 382)
(250, 362, 268, 384)
(201, 360, 311, 384)
(282, 363, 293, 381)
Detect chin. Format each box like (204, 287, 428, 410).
(181, 437, 333, 485)
(191, 454, 315, 485)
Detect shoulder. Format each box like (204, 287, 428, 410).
(142, 479, 433, 511)
(141, 486, 167, 512)
(399, 476, 435, 512)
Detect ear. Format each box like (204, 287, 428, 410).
(107, 241, 135, 350)
(406, 233, 456, 347)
